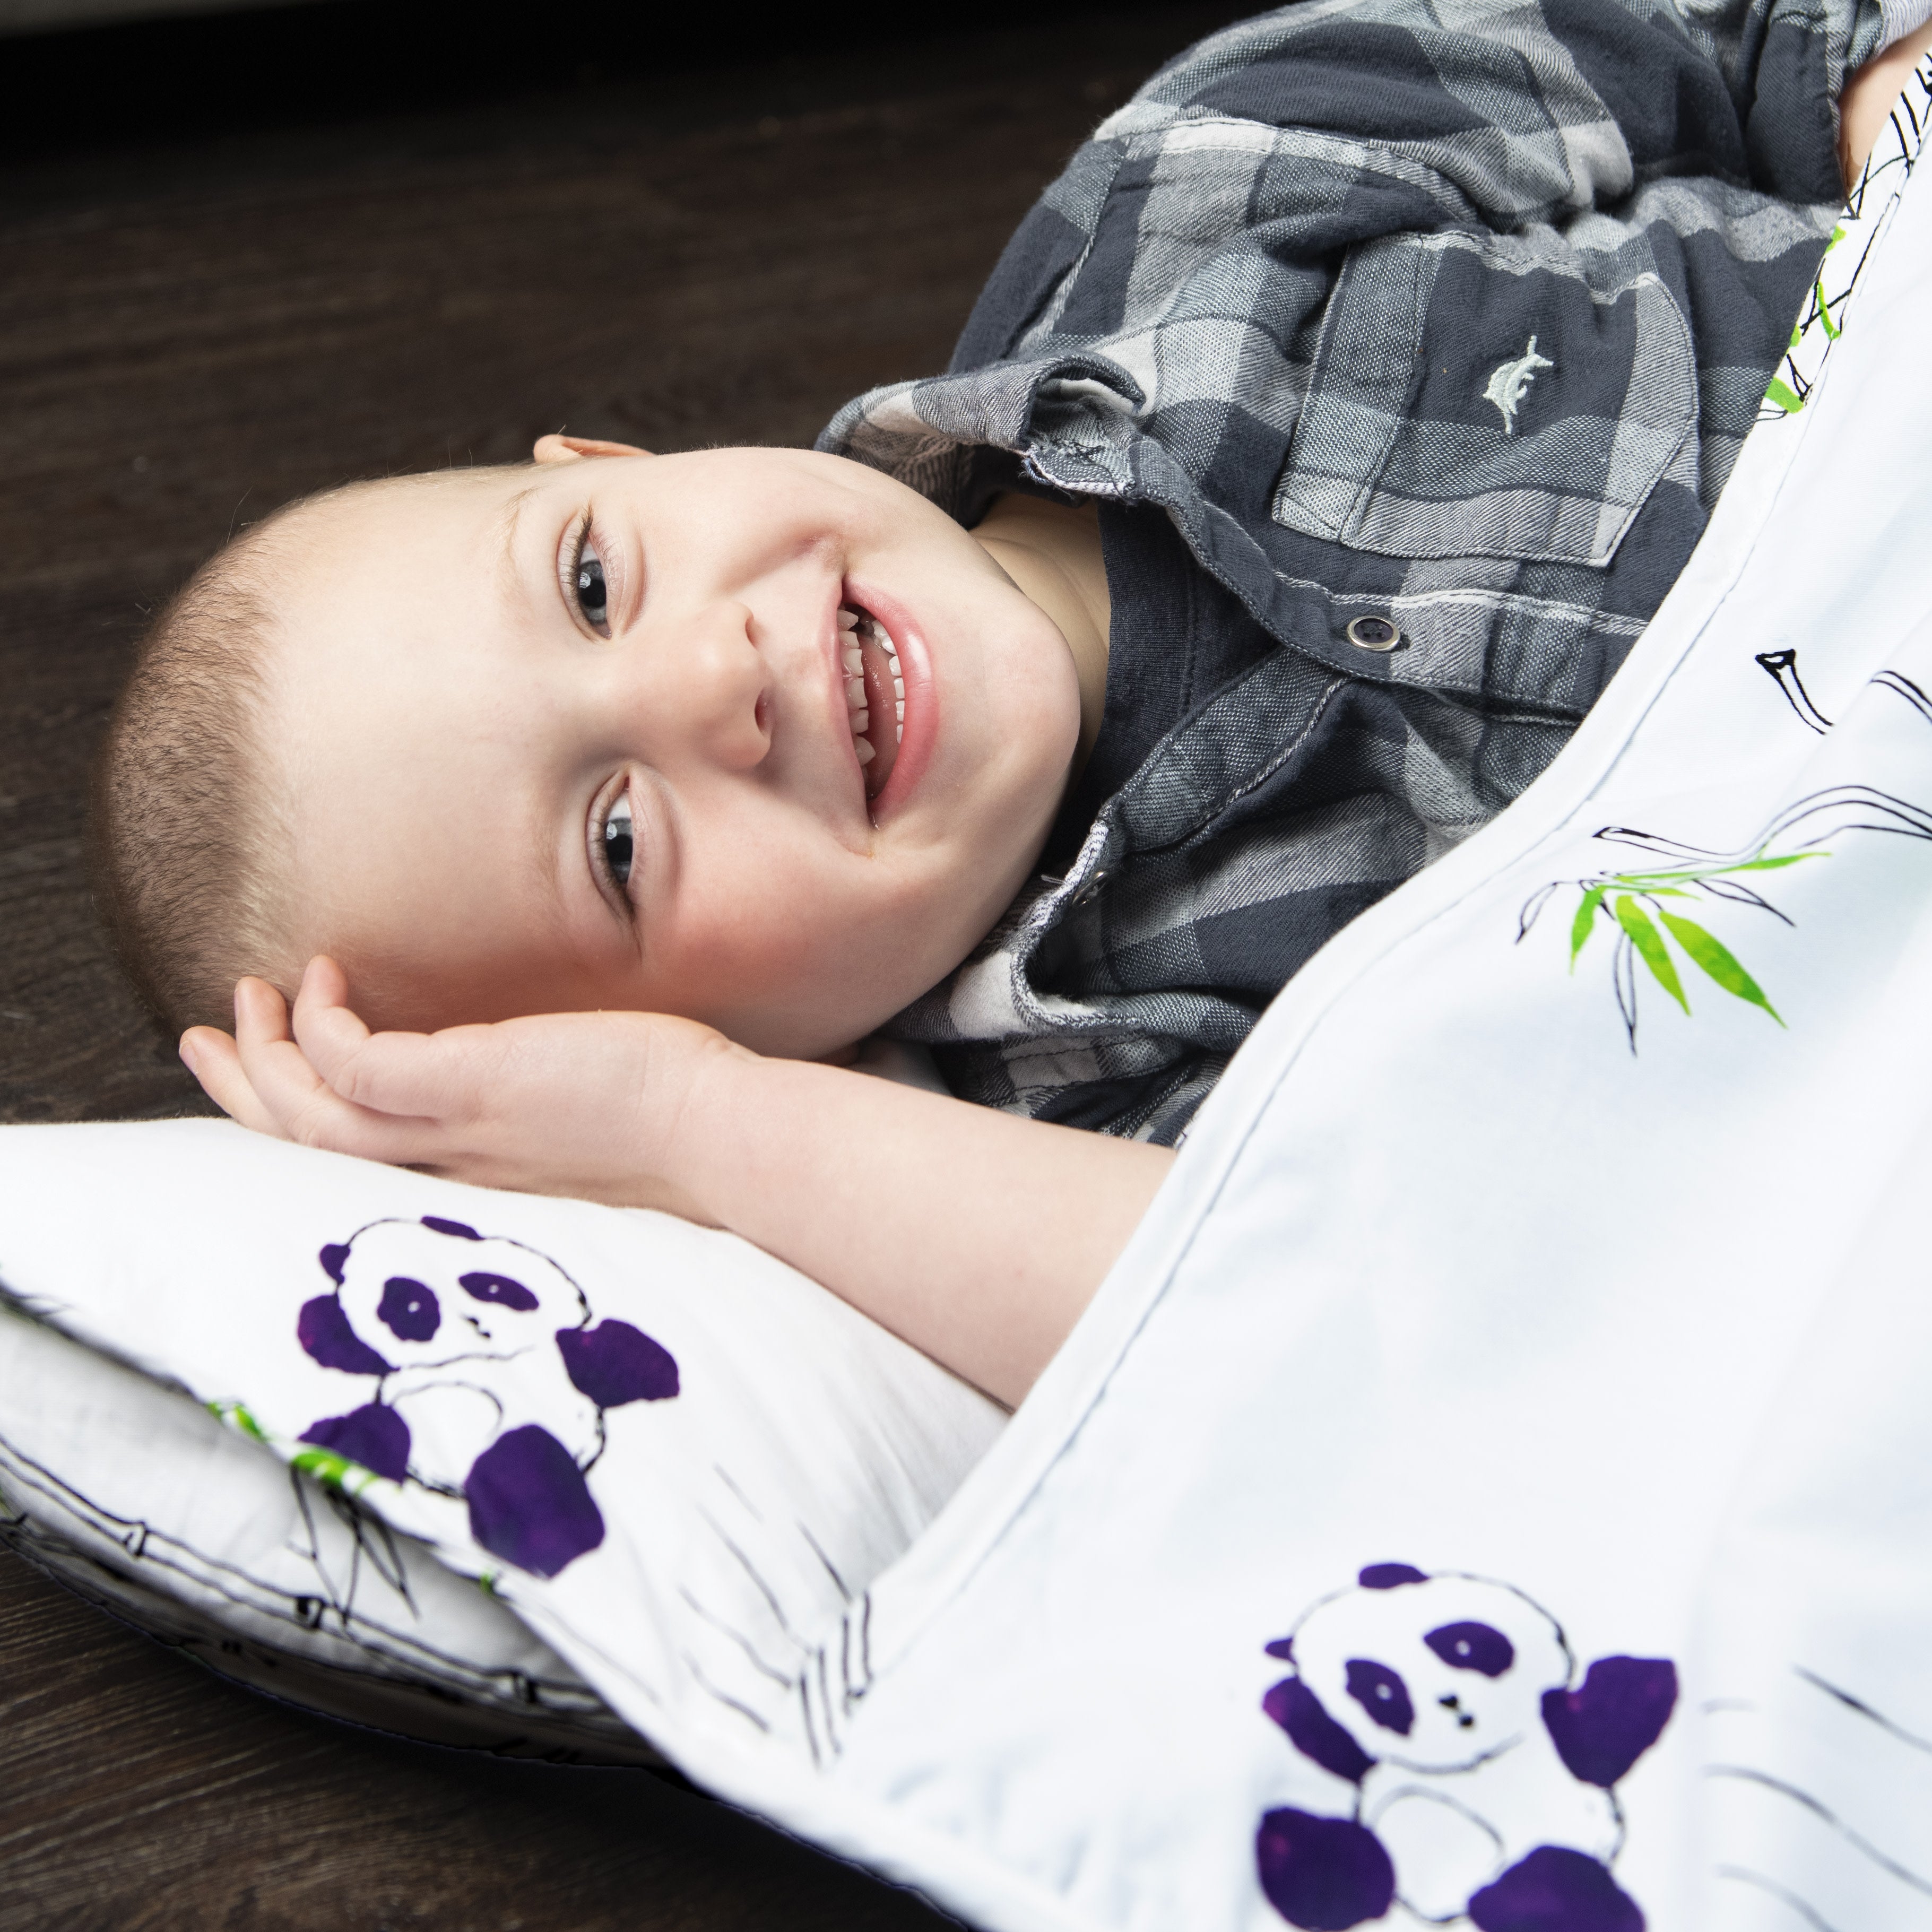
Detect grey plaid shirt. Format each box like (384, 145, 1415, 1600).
(820, 0, 1883, 1142)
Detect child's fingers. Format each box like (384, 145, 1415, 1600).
(231, 976, 436, 1163)
(287, 956, 381, 1078)
(298, 953, 356, 1014)
(285, 958, 478, 1121)
(179, 1026, 290, 1138)
(231, 974, 349, 1136)
(306, 1026, 490, 1123)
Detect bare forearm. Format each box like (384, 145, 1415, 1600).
(665, 1051, 1173, 1406)
(188, 965, 1171, 1408)
(1842, 18, 1932, 187)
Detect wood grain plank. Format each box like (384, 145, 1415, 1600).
(0, 1547, 946, 1929)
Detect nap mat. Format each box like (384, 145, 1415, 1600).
(5, 55, 1932, 1932)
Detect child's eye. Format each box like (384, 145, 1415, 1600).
(600, 788, 634, 888)
(561, 516, 611, 636)
(574, 537, 609, 633)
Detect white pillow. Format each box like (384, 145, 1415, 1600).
(0, 1304, 660, 1760)
(0, 1119, 1004, 1763)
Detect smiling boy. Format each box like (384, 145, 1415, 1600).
(98, 1, 1932, 1408)
(231, 445, 1104, 1053)
(131, 439, 1151, 1409)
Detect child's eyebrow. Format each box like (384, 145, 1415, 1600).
(493, 481, 544, 601)
(490, 480, 593, 929)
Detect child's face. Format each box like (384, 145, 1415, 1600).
(265, 445, 1082, 1057)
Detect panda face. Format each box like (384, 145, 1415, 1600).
(333, 1219, 590, 1372)
(1288, 1574, 1572, 1773)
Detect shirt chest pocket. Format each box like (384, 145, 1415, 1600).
(1270, 233, 1696, 568)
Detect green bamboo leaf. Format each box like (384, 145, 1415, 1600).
(208, 1399, 269, 1444)
(1569, 885, 1607, 967)
(1815, 280, 1841, 340)
(1765, 376, 1805, 413)
(1607, 869, 1708, 894)
(1656, 911, 1785, 1026)
(291, 1448, 354, 1488)
(1728, 852, 1827, 872)
(1613, 896, 1688, 1013)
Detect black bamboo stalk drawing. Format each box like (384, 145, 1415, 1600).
(1520, 669, 1932, 1049)
(1759, 56, 1928, 421)
(1756, 650, 1833, 733)
(1520, 789, 1932, 1051)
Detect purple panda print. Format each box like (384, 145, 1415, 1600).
(1255, 1565, 1674, 1931)
(297, 1217, 679, 1579)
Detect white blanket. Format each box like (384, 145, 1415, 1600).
(6, 67, 1932, 1932)
(793, 84, 1932, 1932)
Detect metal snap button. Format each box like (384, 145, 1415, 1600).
(1346, 614, 1402, 652)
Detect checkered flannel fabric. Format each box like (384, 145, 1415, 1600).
(820, 0, 1879, 1142)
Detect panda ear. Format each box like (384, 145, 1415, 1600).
(1358, 1563, 1427, 1590)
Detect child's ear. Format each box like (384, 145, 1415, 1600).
(532, 433, 653, 465)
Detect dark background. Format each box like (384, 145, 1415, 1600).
(0, 3, 1239, 1924)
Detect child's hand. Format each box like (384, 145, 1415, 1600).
(1842, 18, 1932, 189)
(180, 957, 735, 1221)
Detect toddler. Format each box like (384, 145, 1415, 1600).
(93, 1, 1931, 1406)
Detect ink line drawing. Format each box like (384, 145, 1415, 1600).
(1761, 58, 1929, 422)
(1254, 1563, 1674, 1930)
(1518, 671, 1932, 1049)
(1708, 1668, 1932, 1928)
(1756, 649, 1833, 733)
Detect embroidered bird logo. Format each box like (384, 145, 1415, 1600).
(1484, 335, 1554, 436)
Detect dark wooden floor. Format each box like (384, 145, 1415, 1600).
(0, 5, 1236, 1922)
(0, 1548, 937, 1931)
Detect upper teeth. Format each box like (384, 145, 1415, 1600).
(838, 604, 905, 760)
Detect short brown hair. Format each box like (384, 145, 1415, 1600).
(89, 523, 297, 1036)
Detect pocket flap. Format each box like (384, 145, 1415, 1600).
(1272, 235, 1695, 568)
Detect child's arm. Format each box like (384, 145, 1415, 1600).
(1841, 16, 1932, 188)
(181, 959, 1172, 1407)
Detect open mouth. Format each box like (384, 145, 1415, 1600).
(837, 597, 905, 799)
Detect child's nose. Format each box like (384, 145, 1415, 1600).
(647, 601, 772, 770)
